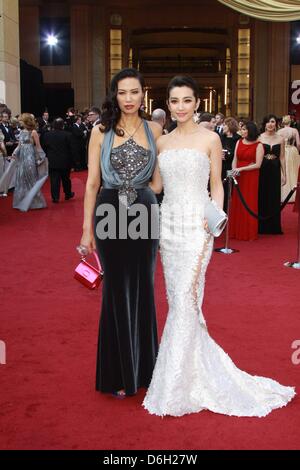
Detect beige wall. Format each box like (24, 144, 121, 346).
(0, 0, 20, 115)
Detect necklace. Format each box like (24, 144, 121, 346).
(120, 119, 143, 139)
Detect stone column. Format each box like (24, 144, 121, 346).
(0, 0, 20, 115)
(91, 2, 106, 108)
(253, 20, 269, 125)
(70, 3, 92, 111)
(253, 20, 290, 124)
(267, 22, 290, 118)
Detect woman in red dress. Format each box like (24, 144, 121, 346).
(229, 121, 264, 241)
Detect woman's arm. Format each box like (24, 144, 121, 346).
(209, 133, 224, 209)
(0, 142, 7, 157)
(149, 161, 163, 194)
(31, 129, 43, 150)
(80, 126, 102, 253)
(238, 142, 264, 173)
(231, 139, 240, 170)
(148, 126, 164, 194)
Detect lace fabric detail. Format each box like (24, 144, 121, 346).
(143, 148, 295, 417)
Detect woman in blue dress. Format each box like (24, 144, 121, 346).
(79, 69, 161, 397)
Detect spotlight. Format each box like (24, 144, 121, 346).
(47, 34, 58, 46)
(297, 36, 300, 44)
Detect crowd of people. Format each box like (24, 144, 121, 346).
(1, 96, 300, 237)
(0, 104, 101, 207)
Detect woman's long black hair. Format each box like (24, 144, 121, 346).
(100, 68, 145, 136)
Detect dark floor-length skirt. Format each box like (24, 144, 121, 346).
(94, 187, 159, 395)
(258, 158, 283, 234)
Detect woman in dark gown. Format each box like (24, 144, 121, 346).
(258, 115, 286, 234)
(79, 68, 161, 397)
(221, 117, 241, 212)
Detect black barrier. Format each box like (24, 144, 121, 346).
(230, 176, 297, 221)
(215, 175, 298, 256)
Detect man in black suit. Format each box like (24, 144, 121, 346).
(215, 113, 225, 136)
(71, 114, 88, 170)
(41, 118, 74, 203)
(0, 111, 17, 156)
(37, 110, 51, 136)
(86, 106, 101, 163)
(87, 106, 101, 128)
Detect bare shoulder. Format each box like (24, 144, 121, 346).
(198, 127, 221, 146)
(91, 124, 104, 144)
(31, 129, 38, 137)
(147, 120, 163, 139)
(156, 132, 172, 152)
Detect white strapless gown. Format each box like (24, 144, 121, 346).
(143, 148, 295, 417)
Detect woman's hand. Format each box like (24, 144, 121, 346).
(228, 169, 240, 177)
(79, 229, 96, 255)
(281, 175, 287, 186)
(203, 219, 209, 233)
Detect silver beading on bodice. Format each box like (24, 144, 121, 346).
(111, 137, 151, 207)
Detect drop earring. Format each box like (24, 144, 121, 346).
(193, 110, 199, 124)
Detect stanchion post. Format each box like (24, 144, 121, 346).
(215, 174, 239, 254)
(284, 183, 300, 269)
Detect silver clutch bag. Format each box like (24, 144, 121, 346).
(204, 199, 228, 237)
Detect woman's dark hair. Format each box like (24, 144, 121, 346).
(100, 68, 145, 135)
(167, 76, 200, 102)
(242, 121, 259, 142)
(261, 114, 278, 134)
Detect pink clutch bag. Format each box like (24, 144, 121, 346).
(74, 251, 103, 289)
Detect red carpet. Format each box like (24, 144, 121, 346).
(0, 172, 299, 450)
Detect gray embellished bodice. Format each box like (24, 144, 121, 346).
(111, 137, 151, 206)
(19, 129, 33, 145)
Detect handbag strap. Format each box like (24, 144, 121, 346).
(82, 251, 102, 272)
(92, 251, 102, 272)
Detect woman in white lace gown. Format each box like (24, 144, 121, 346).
(143, 76, 296, 418)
